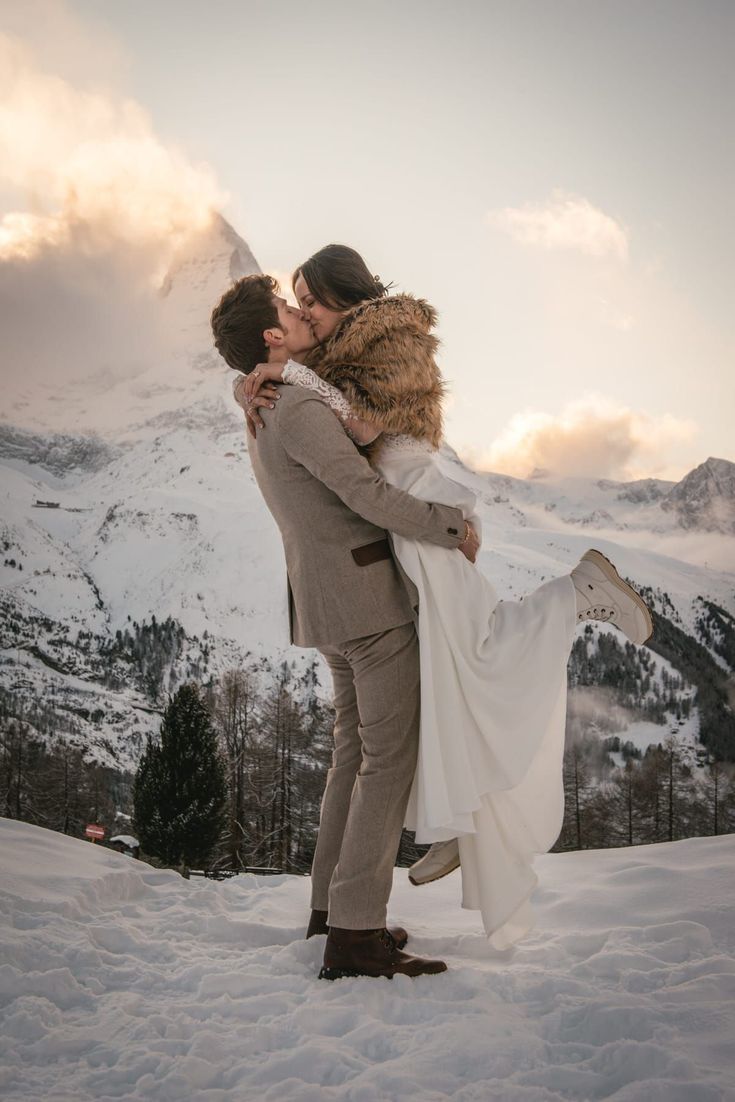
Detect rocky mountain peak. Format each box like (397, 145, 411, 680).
(159, 213, 260, 305)
(662, 457, 735, 534)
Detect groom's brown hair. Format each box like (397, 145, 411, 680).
(211, 274, 281, 374)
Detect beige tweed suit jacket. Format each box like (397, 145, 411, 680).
(247, 386, 466, 648)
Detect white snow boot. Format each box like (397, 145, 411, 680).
(408, 838, 460, 886)
(572, 549, 653, 645)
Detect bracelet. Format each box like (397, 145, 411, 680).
(462, 521, 471, 544)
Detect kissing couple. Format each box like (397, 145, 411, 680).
(211, 244, 653, 981)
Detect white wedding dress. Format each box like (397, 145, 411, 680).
(375, 435, 576, 949)
(282, 363, 578, 949)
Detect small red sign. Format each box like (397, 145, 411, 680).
(85, 824, 105, 840)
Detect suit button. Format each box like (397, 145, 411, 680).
(448, 527, 458, 535)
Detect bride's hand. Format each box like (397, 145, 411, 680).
(233, 373, 279, 407)
(241, 361, 285, 405)
(233, 373, 281, 437)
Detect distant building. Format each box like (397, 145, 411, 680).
(110, 835, 140, 859)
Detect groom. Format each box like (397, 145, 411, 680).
(211, 275, 478, 979)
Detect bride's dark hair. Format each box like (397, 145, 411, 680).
(292, 244, 392, 311)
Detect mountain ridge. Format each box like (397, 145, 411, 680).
(1, 214, 733, 770)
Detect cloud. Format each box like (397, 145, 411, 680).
(598, 297, 634, 331)
(473, 395, 697, 481)
(0, 29, 226, 399)
(0, 0, 127, 86)
(0, 33, 224, 270)
(487, 190, 629, 262)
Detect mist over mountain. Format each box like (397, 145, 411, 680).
(1, 215, 733, 772)
(2, 212, 258, 436)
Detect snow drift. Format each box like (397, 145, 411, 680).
(1, 817, 734, 1101)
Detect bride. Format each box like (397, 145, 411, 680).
(236, 244, 653, 949)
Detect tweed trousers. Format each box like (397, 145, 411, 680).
(311, 621, 421, 929)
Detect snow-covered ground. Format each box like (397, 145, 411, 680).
(2, 818, 734, 1101)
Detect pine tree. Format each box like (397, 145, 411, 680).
(133, 684, 227, 873)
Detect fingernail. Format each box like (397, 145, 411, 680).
(270, 404, 275, 408)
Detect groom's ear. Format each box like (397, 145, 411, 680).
(263, 327, 285, 350)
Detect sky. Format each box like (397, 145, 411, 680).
(1, 0, 732, 481)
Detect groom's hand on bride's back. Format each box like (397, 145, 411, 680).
(458, 523, 480, 564)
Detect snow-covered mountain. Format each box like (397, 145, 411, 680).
(661, 456, 735, 535)
(2, 213, 260, 439)
(159, 212, 260, 309)
(1, 215, 733, 769)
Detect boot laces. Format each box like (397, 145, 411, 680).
(578, 606, 614, 622)
(379, 928, 397, 952)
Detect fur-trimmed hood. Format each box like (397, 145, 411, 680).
(304, 294, 445, 450)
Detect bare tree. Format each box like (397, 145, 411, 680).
(607, 759, 647, 847)
(558, 741, 592, 850)
(0, 719, 40, 822)
(211, 668, 255, 869)
(699, 758, 735, 837)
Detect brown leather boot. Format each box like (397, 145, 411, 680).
(306, 909, 408, 950)
(319, 927, 447, 980)
(306, 909, 330, 939)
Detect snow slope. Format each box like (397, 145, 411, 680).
(4, 421, 733, 768)
(1, 818, 734, 1101)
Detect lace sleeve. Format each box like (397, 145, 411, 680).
(282, 360, 368, 443)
